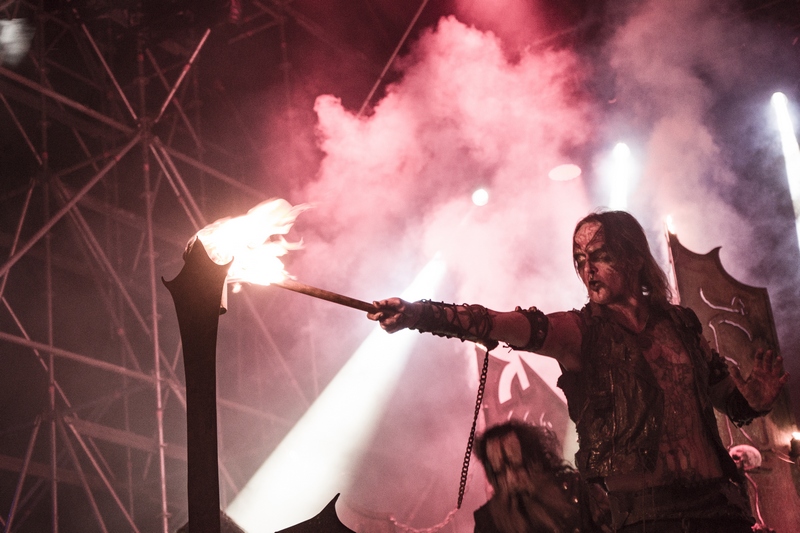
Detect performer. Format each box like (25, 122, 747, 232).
(474, 420, 611, 533)
(368, 210, 789, 532)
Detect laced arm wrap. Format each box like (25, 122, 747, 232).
(506, 306, 549, 352)
(410, 300, 498, 351)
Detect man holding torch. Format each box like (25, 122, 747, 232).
(368, 210, 788, 533)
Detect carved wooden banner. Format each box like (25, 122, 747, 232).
(476, 348, 571, 455)
(668, 231, 800, 532)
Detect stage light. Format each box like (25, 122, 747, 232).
(472, 188, 489, 206)
(548, 163, 582, 181)
(665, 214, 676, 235)
(226, 255, 447, 533)
(790, 430, 800, 454)
(771, 92, 800, 247)
(608, 142, 633, 210)
(0, 19, 33, 67)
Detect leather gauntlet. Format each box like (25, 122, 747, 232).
(726, 388, 771, 427)
(507, 306, 549, 352)
(410, 300, 498, 351)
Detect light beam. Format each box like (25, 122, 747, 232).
(665, 214, 676, 235)
(226, 256, 447, 533)
(771, 92, 800, 248)
(609, 142, 633, 210)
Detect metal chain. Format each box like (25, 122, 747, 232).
(389, 507, 458, 533)
(457, 347, 491, 508)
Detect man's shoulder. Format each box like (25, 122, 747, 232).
(662, 304, 702, 333)
(579, 302, 703, 333)
(472, 501, 497, 533)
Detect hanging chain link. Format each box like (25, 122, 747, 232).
(389, 507, 458, 533)
(457, 347, 491, 508)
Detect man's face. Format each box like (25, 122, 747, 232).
(573, 221, 629, 305)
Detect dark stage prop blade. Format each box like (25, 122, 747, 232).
(163, 238, 231, 533)
(276, 494, 355, 533)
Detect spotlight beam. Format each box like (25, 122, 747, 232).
(771, 92, 800, 247)
(609, 142, 632, 210)
(226, 256, 446, 533)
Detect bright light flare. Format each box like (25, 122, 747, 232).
(0, 19, 34, 67)
(193, 198, 310, 285)
(226, 256, 447, 533)
(771, 92, 800, 247)
(472, 188, 489, 206)
(548, 163, 582, 181)
(609, 142, 633, 210)
(665, 214, 676, 234)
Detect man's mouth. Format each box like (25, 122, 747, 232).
(588, 280, 601, 292)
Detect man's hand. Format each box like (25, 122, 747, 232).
(730, 349, 790, 412)
(367, 297, 420, 333)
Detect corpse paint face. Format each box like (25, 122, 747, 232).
(573, 221, 630, 305)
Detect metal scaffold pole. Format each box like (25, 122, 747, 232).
(136, 33, 171, 533)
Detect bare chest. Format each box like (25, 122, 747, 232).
(639, 321, 694, 391)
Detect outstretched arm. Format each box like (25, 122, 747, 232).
(367, 298, 583, 371)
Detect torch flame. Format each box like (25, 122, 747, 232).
(191, 198, 310, 285)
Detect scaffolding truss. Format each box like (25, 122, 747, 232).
(0, 2, 315, 531)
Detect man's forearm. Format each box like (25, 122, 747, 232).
(408, 301, 548, 353)
(409, 300, 498, 349)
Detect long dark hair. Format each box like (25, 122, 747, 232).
(475, 421, 571, 486)
(573, 210, 672, 309)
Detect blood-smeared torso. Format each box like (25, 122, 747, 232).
(606, 318, 723, 491)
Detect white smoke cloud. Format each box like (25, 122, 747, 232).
(297, 16, 592, 311)
(604, 0, 782, 275)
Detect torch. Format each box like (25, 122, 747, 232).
(167, 198, 378, 532)
(273, 278, 377, 313)
(192, 198, 378, 313)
